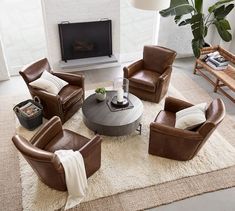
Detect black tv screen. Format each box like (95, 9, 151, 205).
(58, 20, 112, 61)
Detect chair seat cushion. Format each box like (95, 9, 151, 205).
(154, 110, 176, 127)
(59, 85, 83, 110)
(129, 70, 160, 93)
(44, 129, 89, 152)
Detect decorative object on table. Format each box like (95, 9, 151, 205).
(19, 58, 85, 124)
(95, 87, 106, 101)
(13, 96, 43, 130)
(106, 95, 134, 112)
(204, 50, 229, 70)
(159, 0, 235, 58)
(112, 77, 129, 108)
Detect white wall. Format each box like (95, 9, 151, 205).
(157, 0, 227, 57)
(120, 0, 155, 62)
(0, 0, 47, 75)
(0, 37, 9, 81)
(158, 16, 193, 57)
(219, 11, 235, 54)
(42, 0, 120, 69)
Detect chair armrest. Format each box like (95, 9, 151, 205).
(29, 86, 60, 101)
(28, 87, 63, 114)
(164, 97, 193, 113)
(53, 72, 85, 88)
(123, 59, 144, 78)
(79, 135, 102, 156)
(150, 122, 203, 140)
(12, 135, 56, 161)
(159, 66, 172, 81)
(31, 116, 63, 148)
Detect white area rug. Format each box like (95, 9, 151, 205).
(16, 86, 235, 210)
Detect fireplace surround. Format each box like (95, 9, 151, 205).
(58, 20, 112, 62)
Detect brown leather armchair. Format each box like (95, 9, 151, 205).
(149, 97, 225, 161)
(19, 58, 84, 123)
(124, 45, 176, 103)
(12, 116, 102, 191)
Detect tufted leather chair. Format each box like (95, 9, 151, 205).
(124, 45, 176, 103)
(149, 97, 225, 161)
(19, 58, 84, 123)
(12, 116, 102, 191)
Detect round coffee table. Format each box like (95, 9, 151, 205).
(82, 91, 143, 136)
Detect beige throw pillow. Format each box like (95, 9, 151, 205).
(175, 103, 207, 130)
(29, 78, 59, 95)
(29, 71, 68, 95)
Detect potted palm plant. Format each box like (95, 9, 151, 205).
(160, 0, 234, 57)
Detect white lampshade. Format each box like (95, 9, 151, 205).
(130, 0, 170, 11)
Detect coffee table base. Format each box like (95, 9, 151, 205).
(83, 115, 142, 136)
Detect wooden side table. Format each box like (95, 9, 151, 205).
(194, 46, 235, 103)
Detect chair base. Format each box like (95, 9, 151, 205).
(129, 86, 162, 103)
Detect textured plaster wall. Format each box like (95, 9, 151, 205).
(0, 37, 9, 81)
(42, 0, 120, 69)
(0, 0, 46, 75)
(120, 0, 155, 61)
(157, 0, 232, 57)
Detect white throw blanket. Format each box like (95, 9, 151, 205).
(55, 150, 88, 210)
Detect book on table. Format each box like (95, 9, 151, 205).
(206, 61, 228, 70)
(208, 56, 229, 67)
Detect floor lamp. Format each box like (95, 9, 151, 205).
(129, 0, 170, 44)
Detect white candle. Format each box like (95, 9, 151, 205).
(117, 88, 124, 102)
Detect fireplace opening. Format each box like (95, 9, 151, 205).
(58, 20, 112, 62)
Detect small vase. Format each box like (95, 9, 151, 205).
(96, 93, 106, 101)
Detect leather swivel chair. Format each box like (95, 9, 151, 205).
(19, 58, 85, 123)
(12, 116, 102, 191)
(149, 97, 225, 161)
(124, 45, 176, 103)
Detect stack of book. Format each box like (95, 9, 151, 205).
(19, 102, 41, 117)
(205, 51, 229, 70)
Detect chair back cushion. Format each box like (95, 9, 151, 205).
(12, 135, 66, 191)
(143, 45, 176, 74)
(19, 58, 51, 84)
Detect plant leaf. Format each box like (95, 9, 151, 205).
(214, 19, 232, 41)
(174, 15, 182, 24)
(204, 26, 208, 37)
(160, 0, 194, 17)
(195, 0, 203, 13)
(191, 13, 204, 40)
(208, 0, 234, 13)
(178, 18, 191, 26)
(214, 4, 234, 20)
(192, 39, 203, 58)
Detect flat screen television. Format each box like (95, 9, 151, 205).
(58, 20, 112, 62)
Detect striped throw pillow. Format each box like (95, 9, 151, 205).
(41, 71, 68, 93)
(175, 103, 207, 130)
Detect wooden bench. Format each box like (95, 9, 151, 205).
(194, 46, 235, 103)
